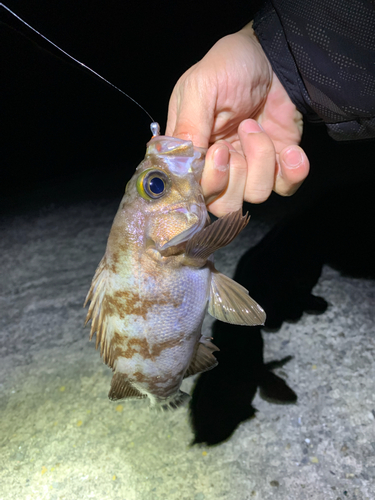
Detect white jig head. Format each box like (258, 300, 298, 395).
(150, 122, 160, 138)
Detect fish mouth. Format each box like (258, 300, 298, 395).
(158, 203, 207, 251)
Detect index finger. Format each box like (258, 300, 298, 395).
(165, 69, 217, 148)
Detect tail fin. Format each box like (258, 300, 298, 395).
(152, 390, 191, 412)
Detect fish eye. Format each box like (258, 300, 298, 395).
(136, 169, 169, 200)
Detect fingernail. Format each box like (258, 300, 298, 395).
(213, 145, 229, 172)
(283, 147, 303, 168)
(241, 119, 264, 134)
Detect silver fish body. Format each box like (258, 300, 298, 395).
(85, 135, 265, 409)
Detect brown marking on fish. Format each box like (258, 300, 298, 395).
(89, 281, 185, 367)
(148, 335, 185, 358)
(104, 337, 150, 363)
(144, 371, 185, 398)
(100, 290, 174, 322)
(112, 331, 123, 344)
(107, 332, 186, 364)
(110, 370, 183, 400)
(101, 294, 123, 319)
(139, 259, 166, 281)
(108, 250, 120, 274)
(107, 219, 133, 254)
(118, 239, 130, 253)
(113, 289, 181, 320)
(132, 371, 147, 383)
(124, 338, 150, 359)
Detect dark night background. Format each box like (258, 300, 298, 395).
(2, 0, 374, 217)
(2, 0, 267, 214)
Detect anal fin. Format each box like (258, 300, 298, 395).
(184, 340, 220, 378)
(108, 372, 147, 401)
(208, 271, 266, 326)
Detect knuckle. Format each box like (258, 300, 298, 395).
(241, 130, 275, 159)
(250, 140, 275, 159)
(228, 152, 247, 173)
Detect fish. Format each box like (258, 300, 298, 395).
(84, 131, 266, 410)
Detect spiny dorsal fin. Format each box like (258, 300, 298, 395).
(208, 271, 266, 326)
(109, 372, 146, 401)
(84, 256, 115, 367)
(185, 208, 250, 261)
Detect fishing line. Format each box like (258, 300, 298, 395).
(1, 3, 157, 126)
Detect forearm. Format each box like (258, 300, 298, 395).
(253, 0, 375, 141)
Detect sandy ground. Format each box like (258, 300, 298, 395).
(1, 199, 374, 500)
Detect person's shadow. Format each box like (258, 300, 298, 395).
(189, 125, 375, 445)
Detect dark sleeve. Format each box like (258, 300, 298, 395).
(253, 0, 375, 141)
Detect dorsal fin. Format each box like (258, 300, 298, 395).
(84, 256, 116, 366)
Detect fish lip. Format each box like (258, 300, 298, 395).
(158, 203, 207, 251)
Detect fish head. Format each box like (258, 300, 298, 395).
(122, 135, 208, 252)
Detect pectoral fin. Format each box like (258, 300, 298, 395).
(185, 208, 250, 260)
(184, 339, 220, 378)
(208, 271, 266, 326)
(109, 372, 147, 401)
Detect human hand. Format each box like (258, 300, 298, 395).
(166, 23, 309, 216)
